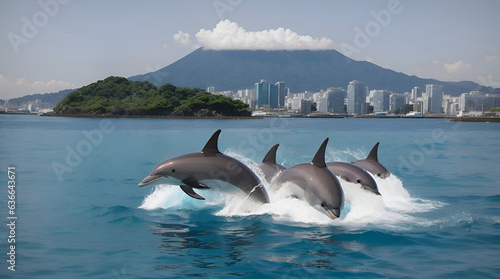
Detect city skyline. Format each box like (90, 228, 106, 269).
(3, 74, 499, 117)
(1, 0, 499, 99)
(208, 77, 498, 117)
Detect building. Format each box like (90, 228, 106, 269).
(372, 90, 391, 112)
(347, 80, 368, 115)
(255, 80, 270, 109)
(207, 86, 215, 94)
(327, 88, 347, 113)
(426, 84, 444, 114)
(443, 95, 460, 116)
(411, 86, 422, 102)
(390, 93, 406, 112)
(254, 80, 283, 109)
(234, 89, 255, 109)
(269, 84, 279, 108)
(291, 97, 302, 112)
(275, 82, 287, 108)
(291, 97, 312, 114)
(459, 91, 500, 113)
(300, 99, 312, 114)
(317, 97, 328, 113)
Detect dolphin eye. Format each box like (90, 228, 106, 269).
(321, 201, 326, 207)
(377, 173, 381, 177)
(357, 179, 361, 183)
(172, 169, 175, 173)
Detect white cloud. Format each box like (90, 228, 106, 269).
(444, 60, 471, 73)
(194, 20, 335, 50)
(173, 31, 192, 46)
(485, 54, 500, 64)
(0, 74, 80, 99)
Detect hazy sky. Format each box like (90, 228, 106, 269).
(1, 0, 499, 99)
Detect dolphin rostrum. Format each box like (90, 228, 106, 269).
(139, 129, 270, 204)
(269, 138, 344, 219)
(352, 142, 390, 179)
(257, 144, 286, 184)
(326, 162, 381, 195)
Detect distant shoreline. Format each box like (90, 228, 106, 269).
(451, 116, 500, 122)
(2, 112, 499, 122)
(40, 113, 262, 120)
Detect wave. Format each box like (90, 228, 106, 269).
(138, 150, 447, 230)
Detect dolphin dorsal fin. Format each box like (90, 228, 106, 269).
(311, 138, 328, 168)
(366, 142, 379, 161)
(262, 144, 279, 164)
(201, 129, 222, 154)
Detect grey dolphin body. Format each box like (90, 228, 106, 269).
(269, 139, 344, 219)
(326, 162, 381, 195)
(352, 142, 391, 179)
(139, 130, 270, 204)
(257, 144, 286, 184)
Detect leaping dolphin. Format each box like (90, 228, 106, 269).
(257, 144, 286, 184)
(352, 142, 390, 179)
(139, 130, 270, 204)
(326, 162, 381, 195)
(269, 138, 344, 219)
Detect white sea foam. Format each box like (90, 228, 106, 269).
(138, 150, 446, 230)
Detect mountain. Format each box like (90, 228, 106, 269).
(129, 48, 482, 96)
(2, 88, 76, 108)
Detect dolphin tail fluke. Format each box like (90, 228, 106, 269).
(366, 142, 380, 161)
(180, 185, 206, 200)
(311, 138, 329, 168)
(202, 129, 222, 154)
(262, 144, 280, 164)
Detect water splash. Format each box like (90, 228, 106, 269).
(138, 150, 446, 230)
(326, 147, 367, 162)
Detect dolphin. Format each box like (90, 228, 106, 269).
(269, 138, 344, 219)
(139, 129, 270, 204)
(352, 142, 391, 179)
(256, 144, 286, 184)
(326, 162, 381, 195)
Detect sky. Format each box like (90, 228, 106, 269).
(0, 0, 499, 99)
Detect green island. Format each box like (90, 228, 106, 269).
(53, 76, 252, 117)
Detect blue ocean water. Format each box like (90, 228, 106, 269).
(0, 114, 499, 278)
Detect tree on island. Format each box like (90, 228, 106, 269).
(54, 76, 251, 117)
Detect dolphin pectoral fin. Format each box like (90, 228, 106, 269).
(182, 178, 210, 189)
(180, 185, 206, 200)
